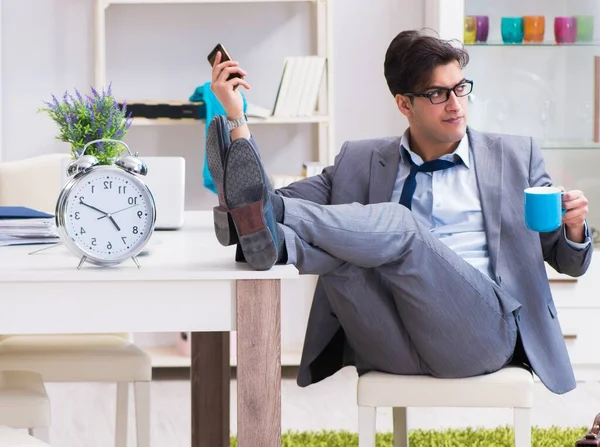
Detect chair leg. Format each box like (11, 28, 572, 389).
(29, 427, 50, 443)
(514, 407, 531, 447)
(115, 382, 129, 447)
(393, 407, 408, 447)
(134, 381, 151, 447)
(358, 406, 377, 447)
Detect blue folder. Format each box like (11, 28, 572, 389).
(0, 206, 53, 220)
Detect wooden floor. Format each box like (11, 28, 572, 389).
(31, 366, 599, 447)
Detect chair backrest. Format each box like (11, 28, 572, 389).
(0, 153, 71, 214)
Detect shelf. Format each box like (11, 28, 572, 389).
(144, 345, 303, 368)
(466, 41, 600, 47)
(539, 140, 600, 150)
(130, 115, 329, 127)
(104, 0, 316, 4)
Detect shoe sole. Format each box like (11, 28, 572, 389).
(224, 138, 278, 271)
(206, 116, 239, 246)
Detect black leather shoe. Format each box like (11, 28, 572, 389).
(206, 115, 239, 246)
(224, 138, 279, 271)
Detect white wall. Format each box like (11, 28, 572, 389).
(1, 0, 419, 210)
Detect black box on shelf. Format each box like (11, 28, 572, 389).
(118, 100, 206, 120)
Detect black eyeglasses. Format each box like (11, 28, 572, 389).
(403, 80, 474, 105)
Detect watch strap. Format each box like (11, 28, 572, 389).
(227, 115, 248, 131)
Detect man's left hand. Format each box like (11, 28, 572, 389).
(560, 188, 589, 243)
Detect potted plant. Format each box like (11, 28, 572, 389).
(39, 83, 133, 165)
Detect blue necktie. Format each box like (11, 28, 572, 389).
(399, 158, 459, 210)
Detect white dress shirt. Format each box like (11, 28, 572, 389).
(390, 130, 590, 279)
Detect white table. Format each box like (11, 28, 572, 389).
(0, 211, 298, 447)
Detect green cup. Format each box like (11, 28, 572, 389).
(575, 15, 594, 42)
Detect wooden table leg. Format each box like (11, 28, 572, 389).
(236, 279, 281, 447)
(191, 331, 230, 447)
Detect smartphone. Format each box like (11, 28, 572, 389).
(207, 43, 243, 84)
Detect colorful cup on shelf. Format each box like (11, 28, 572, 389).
(554, 16, 577, 44)
(575, 15, 594, 42)
(501, 17, 524, 44)
(474, 15, 489, 42)
(523, 16, 545, 43)
(464, 16, 477, 44)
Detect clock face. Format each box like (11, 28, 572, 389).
(59, 166, 155, 263)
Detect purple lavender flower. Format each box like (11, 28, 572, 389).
(40, 83, 132, 165)
(75, 88, 84, 103)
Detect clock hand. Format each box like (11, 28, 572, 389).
(80, 199, 120, 231)
(79, 200, 108, 216)
(108, 216, 121, 232)
(97, 204, 139, 220)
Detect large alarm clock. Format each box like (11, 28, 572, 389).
(55, 139, 157, 269)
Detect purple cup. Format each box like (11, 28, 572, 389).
(554, 16, 577, 43)
(475, 15, 489, 42)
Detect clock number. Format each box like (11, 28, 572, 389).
(104, 180, 112, 189)
(121, 236, 127, 244)
(128, 197, 138, 205)
(91, 185, 95, 193)
(119, 185, 126, 194)
(107, 241, 112, 249)
(133, 226, 139, 234)
(137, 211, 143, 219)
(74, 212, 80, 220)
(79, 196, 85, 203)
(80, 227, 86, 234)
(91, 238, 97, 246)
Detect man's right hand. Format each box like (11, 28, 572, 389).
(210, 51, 251, 119)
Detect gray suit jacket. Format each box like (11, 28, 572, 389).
(277, 127, 592, 394)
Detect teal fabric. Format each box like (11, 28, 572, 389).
(189, 82, 247, 193)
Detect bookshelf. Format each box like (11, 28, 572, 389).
(130, 114, 329, 127)
(93, 0, 332, 367)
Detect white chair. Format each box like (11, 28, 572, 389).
(0, 370, 51, 443)
(0, 154, 69, 215)
(357, 366, 534, 447)
(0, 154, 152, 447)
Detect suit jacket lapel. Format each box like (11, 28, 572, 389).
(469, 127, 503, 278)
(368, 141, 400, 204)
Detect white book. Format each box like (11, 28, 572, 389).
(299, 56, 326, 116)
(280, 57, 306, 117)
(297, 56, 318, 117)
(246, 102, 272, 119)
(273, 57, 295, 117)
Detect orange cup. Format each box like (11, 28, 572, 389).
(524, 16, 545, 43)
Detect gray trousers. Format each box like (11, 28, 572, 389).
(279, 197, 520, 378)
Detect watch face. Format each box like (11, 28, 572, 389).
(57, 165, 156, 265)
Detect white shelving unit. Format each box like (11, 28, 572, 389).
(130, 114, 330, 127)
(94, 0, 335, 165)
(93, 0, 333, 367)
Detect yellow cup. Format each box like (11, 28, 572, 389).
(464, 17, 477, 44)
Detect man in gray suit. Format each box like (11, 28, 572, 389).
(207, 30, 592, 394)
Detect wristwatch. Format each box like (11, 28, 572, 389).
(227, 114, 248, 131)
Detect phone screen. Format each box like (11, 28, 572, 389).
(207, 43, 231, 67)
(207, 43, 243, 88)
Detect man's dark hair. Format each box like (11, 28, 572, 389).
(384, 29, 469, 97)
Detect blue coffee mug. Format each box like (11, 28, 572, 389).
(524, 186, 566, 232)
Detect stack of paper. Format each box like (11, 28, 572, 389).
(0, 206, 59, 247)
